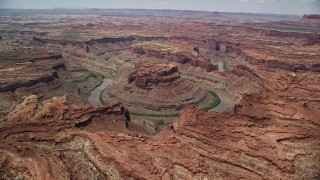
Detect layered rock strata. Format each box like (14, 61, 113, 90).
(106, 60, 213, 114)
(130, 41, 218, 72)
(300, 14, 320, 23)
(128, 60, 180, 89)
(0, 61, 65, 93)
(0, 91, 319, 179)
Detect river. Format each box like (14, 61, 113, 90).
(89, 78, 234, 112)
(209, 89, 235, 112)
(208, 58, 236, 111)
(88, 78, 113, 106)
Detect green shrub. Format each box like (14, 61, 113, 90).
(99, 91, 107, 106)
(201, 91, 221, 111)
(223, 59, 230, 71)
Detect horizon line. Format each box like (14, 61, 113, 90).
(0, 8, 306, 16)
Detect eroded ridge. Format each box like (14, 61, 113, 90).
(128, 60, 181, 89)
(130, 41, 218, 72)
(0, 92, 319, 179)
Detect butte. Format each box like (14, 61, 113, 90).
(105, 60, 217, 115)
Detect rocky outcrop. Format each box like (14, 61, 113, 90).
(31, 54, 62, 61)
(33, 34, 221, 55)
(302, 14, 320, 20)
(128, 60, 180, 89)
(225, 43, 320, 72)
(225, 44, 242, 55)
(130, 41, 218, 72)
(1, 95, 131, 138)
(0, 61, 66, 93)
(0, 41, 63, 67)
(0, 75, 55, 93)
(0, 30, 47, 40)
(106, 60, 215, 114)
(0, 30, 48, 36)
(85, 36, 138, 45)
(1, 90, 319, 179)
(33, 36, 87, 50)
(300, 14, 320, 23)
(246, 56, 320, 72)
(173, 106, 319, 179)
(85, 35, 220, 50)
(224, 25, 320, 40)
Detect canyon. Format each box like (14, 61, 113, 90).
(0, 9, 319, 180)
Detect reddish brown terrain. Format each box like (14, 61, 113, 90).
(0, 9, 319, 179)
(130, 41, 218, 72)
(105, 60, 216, 114)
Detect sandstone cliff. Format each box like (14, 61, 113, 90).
(130, 41, 218, 72)
(105, 60, 213, 114)
(0, 90, 319, 179)
(128, 60, 180, 89)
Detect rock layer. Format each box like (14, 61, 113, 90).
(128, 60, 180, 89)
(130, 41, 218, 72)
(0, 91, 319, 179)
(106, 60, 214, 114)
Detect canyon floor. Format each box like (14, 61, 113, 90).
(0, 9, 319, 179)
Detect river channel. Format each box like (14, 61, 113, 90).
(89, 78, 234, 112)
(88, 78, 113, 106)
(209, 88, 235, 112)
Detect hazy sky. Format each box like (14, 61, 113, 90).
(0, 0, 319, 15)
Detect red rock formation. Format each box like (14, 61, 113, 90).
(33, 36, 88, 51)
(0, 92, 319, 179)
(300, 14, 320, 23)
(130, 41, 218, 72)
(128, 60, 180, 89)
(106, 60, 215, 114)
(224, 42, 320, 72)
(0, 61, 65, 93)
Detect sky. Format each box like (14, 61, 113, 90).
(0, 0, 319, 15)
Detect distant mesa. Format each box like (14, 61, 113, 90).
(302, 14, 320, 19)
(300, 14, 320, 23)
